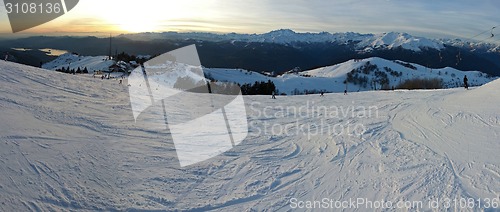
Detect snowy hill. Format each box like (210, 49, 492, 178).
(42, 53, 115, 73)
(1, 60, 499, 211)
(205, 57, 496, 95)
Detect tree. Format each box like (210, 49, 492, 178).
(396, 78, 443, 90)
(240, 80, 276, 95)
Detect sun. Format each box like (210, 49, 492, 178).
(103, 11, 162, 33)
(95, 3, 167, 33)
(119, 21, 159, 33)
(92, 1, 215, 33)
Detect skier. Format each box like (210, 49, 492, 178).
(344, 89, 348, 95)
(464, 75, 469, 90)
(119, 79, 122, 85)
(272, 91, 276, 99)
(4, 54, 8, 61)
(320, 92, 324, 97)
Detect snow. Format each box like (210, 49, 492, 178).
(42, 53, 115, 73)
(206, 57, 496, 95)
(1, 60, 499, 211)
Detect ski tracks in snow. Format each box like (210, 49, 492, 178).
(1, 62, 499, 211)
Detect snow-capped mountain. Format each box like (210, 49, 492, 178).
(357, 32, 444, 52)
(121, 30, 449, 52)
(120, 29, 500, 53)
(2, 60, 500, 211)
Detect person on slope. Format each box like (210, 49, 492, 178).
(272, 91, 276, 99)
(4, 54, 8, 61)
(464, 75, 469, 90)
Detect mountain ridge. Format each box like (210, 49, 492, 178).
(118, 29, 498, 52)
(3, 30, 500, 76)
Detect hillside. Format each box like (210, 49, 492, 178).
(1, 60, 499, 211)
(205, 57, 496, 95)
(41, 53, 115, 72)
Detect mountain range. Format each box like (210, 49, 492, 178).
(119, 29, 500, 53)
(1, 29, 500, 76)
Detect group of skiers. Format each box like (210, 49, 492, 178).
(91, 72, 126, 85)
(93, 73, 111, 80)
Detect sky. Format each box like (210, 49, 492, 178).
(0, 0, 499, 42)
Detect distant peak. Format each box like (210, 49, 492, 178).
(267, 29, 297, 34)
(269, 29, 296, 33)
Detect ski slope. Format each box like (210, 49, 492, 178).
(42, 53, 114, 73)
(1, 60, 499, 211)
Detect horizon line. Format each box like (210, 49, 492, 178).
(1, 29, 499, 45)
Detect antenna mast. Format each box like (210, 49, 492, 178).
(108, 34, 112, 60)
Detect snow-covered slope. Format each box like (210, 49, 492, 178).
(1, 60, 499, 211)
(42, 53, 114, 72)
(206, 57, 496, 95)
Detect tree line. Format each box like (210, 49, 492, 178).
(55, 66, 89, 74)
